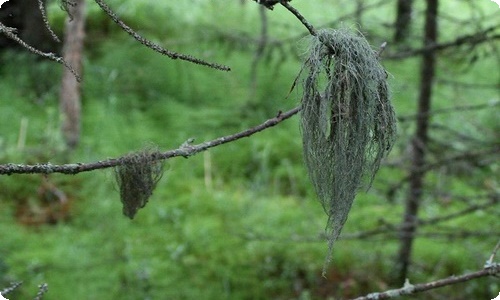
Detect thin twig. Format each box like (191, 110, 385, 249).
(0, 107, 301, 175)
(1, 281, 23, 296)
(34, 283, 48, 300)
(279, 0, 317, 36)
(386, 25, 500, 60)
(350, 264, 500, 300)
(386, 146, 500, 195)
(37, 0, 61, 42)
(93, 0, 230, 72)
(376, 41, 388, 58)
(486, 239, 500, 267)
(398, 100, 500, 122)
(0, 22, 81, 81)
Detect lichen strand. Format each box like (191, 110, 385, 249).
(300, 28, 397, 272)
(114, 149, 164, 219)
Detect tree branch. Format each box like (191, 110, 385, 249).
(0, 281, 22, 296)
(34, 283, 48, 300)
(350, 263, 500, 300)
(397, 100, 500, 122)
(0, 107, 300, 175)
(0, 22, 81, 82)
(279, 0, 317, 36)
(486, 239, 500, 267)
(93, 0, 231, 72)
(385, 25, 500, 60)
(37, 0, 61, 43)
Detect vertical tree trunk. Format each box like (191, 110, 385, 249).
(393, 0, 414, 43)
(394, 0, 438, 284)
(59, 0, 86, 149)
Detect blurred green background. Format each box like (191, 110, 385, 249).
(0, 0, 499, 299)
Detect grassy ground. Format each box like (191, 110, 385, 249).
(1, 1, 499, 299)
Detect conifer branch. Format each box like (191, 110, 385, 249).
(37, 0, 61, 42)
(279, 0, 317, 36)
(0, 22, 81, 81)
(93, 0, 231, 71)
(351, 263, 500, 300)
(0, 107, 300, 175)
(0, 281, 22, 296)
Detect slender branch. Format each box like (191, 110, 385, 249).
(93, 0, 230, 72)
(37, 0, 61, 42)
(386, 25, 500, 60)
(350, 264, 500, 300)
(436, 79, 500, 90)
(0, 107, 301, 175)
(398, 100, 500, 122)
(386, 146, 500, 196)
(0, 22, 81, 82)
(417, 194, 499, 227)
(279, 0, 317, 36)
(242, 192, 499, 243)
(486, 239, 500, 266)
(0, 281, 22, 296)
(34, 283, 48, 300)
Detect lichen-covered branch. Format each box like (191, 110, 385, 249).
(0, 281, 22, 296)
(0, 22, 81, 81)
(37, 0, 61, 42)
(351, 263, 500, 300)
(279, 0, 317, 36)
(93, 0, 230, 72)
(0, 107, 300, 175)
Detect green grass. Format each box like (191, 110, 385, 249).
(1, 0, 499, 299)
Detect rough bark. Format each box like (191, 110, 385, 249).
(394, 0, 438, 284)
(393, 0, 414, 43)
(59, 0, 86, 149)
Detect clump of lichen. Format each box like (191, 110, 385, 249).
(114, 148, 164, 219)
(300, 28, 397, 271)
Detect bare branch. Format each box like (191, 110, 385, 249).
(37, 0, 61, 42)
(93, 0, 230, 72)
(0, 107, 300, 175)
(397, 100, 500, 122)
(34, 283, 48, 300)
(1, 281, 22, 296)
(486, 240, 500, 267)
(350, 264, 500, 300)
(279, 0, 317, 36)
(386, 146, 500, 196)
(0, 22, 81, 82)
(385, 25, 500, 59)
(417, 194, 499, 227)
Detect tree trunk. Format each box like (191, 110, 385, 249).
(393, 0, 414, 43)
(59, 0, 86, 149)
(394, 0, 438, 284)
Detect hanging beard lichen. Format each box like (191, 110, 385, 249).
(300, 28, 397, 271)
(114, 148, 164, 219)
